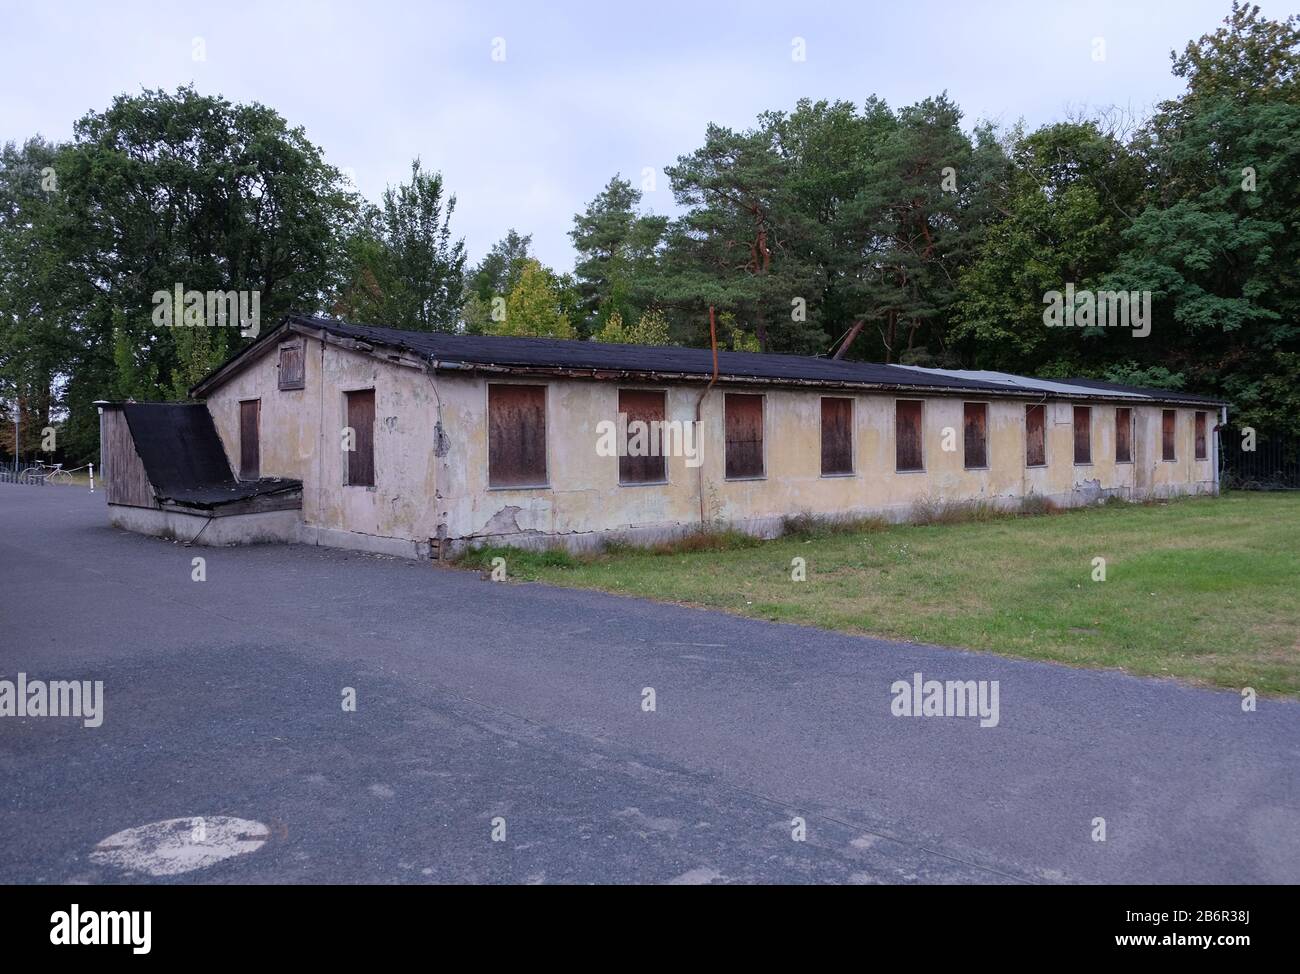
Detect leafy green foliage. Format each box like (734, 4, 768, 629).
(486, 259, 575, 338)
(592, 308, 672, 345)
(2, 86, 357, 461)
(334, 159, 466, 332)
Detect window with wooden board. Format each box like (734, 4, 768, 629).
(1115, 407, 1133, 463)
(724, 393, 765, 479)
(895, 400, 923, 472)
(488, 384, 547, 487)
(1025, 404, 1046, 467)
(1162, 409, 1177, 461)
(1073, 406, 1092, 464)
(239, 399, 260, 480)
(963, 402, 988, 470)
(618, 389, 666, 484)
(1195, 411, 1208, 460)
(820, 397, 853, 476)
(345, 389, 375, 487)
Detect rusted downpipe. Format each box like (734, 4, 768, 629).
(694, 306, 720, 526)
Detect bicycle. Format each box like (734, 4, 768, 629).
(19, 460, 73, 485)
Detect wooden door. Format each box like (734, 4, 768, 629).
(239, 399, 260, 480)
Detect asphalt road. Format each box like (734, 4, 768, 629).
(1, 486, 1297, 884)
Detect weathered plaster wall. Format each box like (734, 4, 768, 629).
(205, 336, 443, 554)
(201, 334, 1217, 557)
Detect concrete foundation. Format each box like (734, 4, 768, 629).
(443, 479, 1215, 555)
(299, 524, 431, 560)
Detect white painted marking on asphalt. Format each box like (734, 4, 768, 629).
(666, 866, 724, 885)
(90, 817, 269, 877)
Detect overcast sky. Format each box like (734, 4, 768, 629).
(0, 0, 1274, 271)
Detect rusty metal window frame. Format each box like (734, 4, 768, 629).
(723, 392, 766, 481)
(1114, 407, 1134, 464)
(277, 340, 306, 391)
(962, 401, 989, 471)
(1194, 410, 1208, 461)
(486, 382, 550, 490)
(1025, 403, 1048, 468)
(617, 387, 669, 487)
(1073, 405, 1093, 465)
(894, 399, 925, 473)
(1161, 409, 1177, 462)
(819, 396, 855, 477)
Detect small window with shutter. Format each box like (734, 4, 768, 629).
(278, 341, 305, 390)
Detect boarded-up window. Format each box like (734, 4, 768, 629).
(963, 402, 988, 469)
(1195, 411, 1208, 460)
(1115, 407, 1132, 463)
(895, 400, 923, 472)
(345, 389, 375, 487)
(278, 342, 305, 390)
(488, 384, 547, 487)
(1073, 406, 1092, 464)
(239, 399, 260, 480)
(725, 393, 764, 479)
(619, 389, 666, 484)
(821, 397, 853, 475)
(1025, 404, 1046, 467)
(1162, 409, 1177, 461)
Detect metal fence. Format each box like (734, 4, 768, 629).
(1221, 427, 1300, 490)
(0, 457, 47, 486)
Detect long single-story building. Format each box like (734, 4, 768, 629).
(98, 313, 1227, 558)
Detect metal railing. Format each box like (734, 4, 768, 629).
(1221, 427, 1300, 490)
(0, 456, 45, 486)
(0, 456, 97, 488)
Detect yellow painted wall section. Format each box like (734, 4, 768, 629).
(436, 376, 1217, 548)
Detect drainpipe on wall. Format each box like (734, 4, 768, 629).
(694, 306, 720, 527)
(1216, 404, 1228, 495)
(316, 338, 326, 535)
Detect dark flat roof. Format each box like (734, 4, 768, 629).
(188, 313, 1229, 406)
(1061, 377, 1226, 406)
(286, 314, 1016, 394)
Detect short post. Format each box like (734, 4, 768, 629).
(89, 462, 95, 493)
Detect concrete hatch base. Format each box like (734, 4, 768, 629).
(108, 504, 303, 547)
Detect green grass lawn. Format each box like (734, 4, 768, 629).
(459, 493, 1300, 696)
